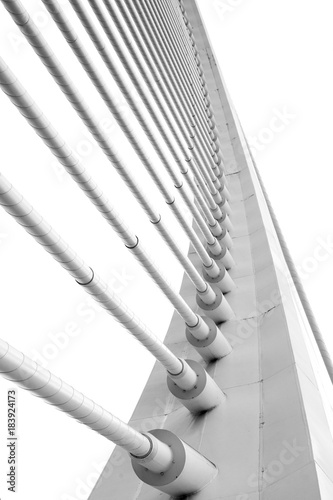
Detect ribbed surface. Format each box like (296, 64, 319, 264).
(165, 0, 222, 151)
(0, 173, 183, 375)
(1, 0, 157, 223)
(155, 0, 224, 165)
(111, 0, 222, 190)
(43, 0, 223, 295)
(1, 0, 221, 302)
(0, 58, 136, 247)
(41, 0, 227, 276)
(173, 2, 210, 98)
(86, 0, 226, 228)
(112, 0, 226, 240)
(144, 0, 227, 205)
(104, 0, 226, 238)
(82, 0, 223, 219)
(0, 339, 151, 455)
(170, 0, 226, 171)
(0, 57, 207, 329)
(127, 2, 220, 218)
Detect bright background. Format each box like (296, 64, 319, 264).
(0, 0, 332, 499)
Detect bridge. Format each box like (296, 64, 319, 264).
(0, 0, 333, 498)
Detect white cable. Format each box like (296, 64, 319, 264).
(0, 172, 185, 375)
(42, 0, 227, 264)
(107, 0, 224, 198)
(74, 0, 224, 221)
(168, 0, 222, 148)
(166, 0, 224, 160)
(0, 338, 174, 472)
(1, 0, 232, 302)
(108, 0, 230, 241)
(0, 57, 212, 332)
(131, 0, 226, 200)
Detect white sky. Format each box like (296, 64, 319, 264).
(0, 0, 332, 499)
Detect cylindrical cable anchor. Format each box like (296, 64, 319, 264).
(196, 285, 234, 323)
(206, 242, 236, 270)
(202, 262, 235, 294)
(212, 189, 223, 206)
(213, 225, 233, 249)
(186, 316, 232, 362)
(167, 359, 225, 414)
(0, 337, 217, 496)
(132, 429, 218, 497)
(209, 224, 233, 249)
(217, 210, 233, 233)
(130, 433, 173, 473)
(219, 195, 231, 215)
(219, 182, 231, 201)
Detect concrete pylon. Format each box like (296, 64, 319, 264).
(88, 1, 333, 499)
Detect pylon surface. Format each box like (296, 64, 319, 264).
(87, 1, 333, 499)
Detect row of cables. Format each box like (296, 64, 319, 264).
(0, 0, 235, 496)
